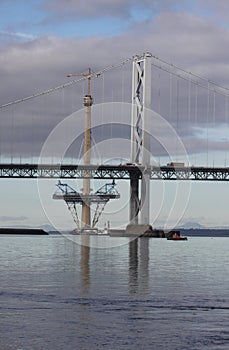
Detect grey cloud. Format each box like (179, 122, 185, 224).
(1, 11, 229, 160)
(195, 0, 229, 22)
(41, 0, 132, 20)
(40, 0, 185, 21)
(42, 0, 229, 24)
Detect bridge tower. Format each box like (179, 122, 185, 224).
(130, 53, 152, 224)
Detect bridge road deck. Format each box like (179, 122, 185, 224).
(0, 163, 229, 181)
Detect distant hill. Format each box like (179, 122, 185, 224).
(179, 221, 206, 229)
(179, 228, 229, 237)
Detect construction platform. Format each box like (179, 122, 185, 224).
(53, 180, 120, 229)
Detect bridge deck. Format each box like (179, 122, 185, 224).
(0, 163, 229, 181)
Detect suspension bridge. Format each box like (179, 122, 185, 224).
(1, 52, 229, 230)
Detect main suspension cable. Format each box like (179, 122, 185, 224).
(151, 54, 229, 94)
(0, 56, 133, 109)
(1, 52, 229, 109)
(151, 62, 229, 99)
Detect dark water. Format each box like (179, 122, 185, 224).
(0, 235, 228, 350)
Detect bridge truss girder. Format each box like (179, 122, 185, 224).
(1, 164, 229, 181)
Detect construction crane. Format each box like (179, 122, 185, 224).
(53, 68, 120, 232)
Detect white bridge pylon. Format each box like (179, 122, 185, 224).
(131, 52, 152, 225)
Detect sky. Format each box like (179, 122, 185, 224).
(0, 0, 229, 230)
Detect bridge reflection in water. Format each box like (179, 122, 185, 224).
(78, 236, 150, 296)
(129, 239, 149, 295)
(80, 235, 90, 294)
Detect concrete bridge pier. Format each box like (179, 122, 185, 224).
(129, 172, 140, 224)
(140, 170, 150, 225)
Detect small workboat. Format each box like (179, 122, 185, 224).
(167, 231, 188, 241)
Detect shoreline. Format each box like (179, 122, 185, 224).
(0, 227, 229, 237)
(0, 228, 48, 235)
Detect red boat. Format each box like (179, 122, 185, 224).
(167, 231, 188, 241)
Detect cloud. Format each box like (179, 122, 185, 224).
(40, 0, 185, 21)
(195, 0, 229, 22)
(0, 31, 36, 40)
(41, 0, 229, 25)
(42, 0, 131, 20)
(0, 11, 229, 160)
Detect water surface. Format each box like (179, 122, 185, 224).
(0, 235, 228, 349)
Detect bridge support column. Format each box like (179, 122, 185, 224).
(140, 171, 150, 224)
(131, 52, 152, 225)
(129, 173, 140, 224)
